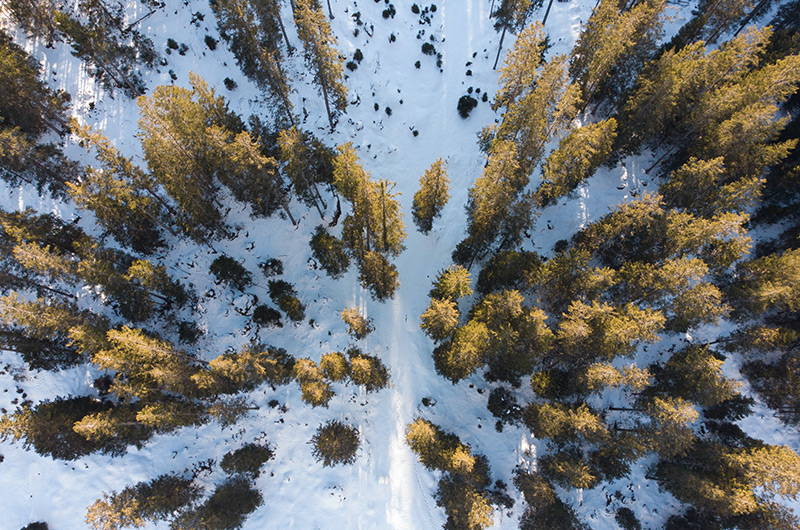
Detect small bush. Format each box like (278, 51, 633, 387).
(421, 42, 436, 55)
(21, 523, 48, 530)
(346, 60, 358, 71)
(221, 443, 274, 477)
(204, 35, 217, 50)
(268, 280, 305, 322)
(178, 320, 202, 344)
(167, 38, 178, 49)
(354, 48, 364, 62)
(178, 43, 189, 55)
(385, 106, 392, 116)
(481, 92, 488, 102)
(457, 95, 478, 119)
(223, 77, 237, 90)
(487, 387, 521, 424)
(311, 420, 360, 466)
(258, 258, 283, 277)
(252, 305, 282, 328)
(411, 3, 420, 13)
(415, 60, 421, 68)
(210, 256, 252, 292)
(382, 4, 396, 18)
(389, 33, 396, 42)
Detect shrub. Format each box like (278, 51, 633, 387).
(221, 443, 274, 477)
(382, 4, 396, 18)
(167, 38, 178, 49)
(204, 35, 217, 50)
(616, 507, 642, 530)
(487, 387, 521, 424)
(309, 226, 350, 278)
(385, 106, 392, 116)
(268, 280, 305, 322)
(346, 61, 358, 71)
(21, 524, 48, 530)
(311, 420, 360, 466)
(210, 256, 252, 292)
(457, 95, 478, 119)
(252, 305, 282, 328)
(223, 77, 237, 90)
(421, 42, 436, 55)
(354, 48, 363, 62)
(258, 258, 283, 277)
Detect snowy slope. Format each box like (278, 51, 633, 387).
(6, 0, 798, 529)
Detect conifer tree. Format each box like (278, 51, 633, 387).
(341, 307, 374, 339)
(412, 158, 450, 234)
(420, 298, 460, 342)
(430, 265, 473, 301)
(212, 0, 295, 124)
(491, 0, 536, 70)
(569, 0, 667, 107)
(278, 126, 330, 218)
(294, 0, 347, 130)
(536, 118, 617, 207)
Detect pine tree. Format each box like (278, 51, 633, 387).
(420, 298, 460, 342)
(658, 346, 739, 407)
(490, 54, 580, 177)
(536, 118, 617, 207)
(212, 0, 295, 123)
(412, 158, 451, 234)
(458, 141, 533, 265)
(4, 0, 60, 44)
(278, 126, 329, 218)
(644, 396, 698, 458)
(294, 0, 347, 130)
(434, 320, 490, 383)
(569, 0, 667, 108)
(311, 420, 360, 466)
(309, 226, 350, 278)
(491, 0, 537, 70)
(348, 348, 390, 392)
(341, 307, 374, 339)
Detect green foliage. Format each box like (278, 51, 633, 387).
(171, 476, 262, 530)
(341, 307, 374, 339)
(268, 280, 305, 322)
(309, 226, 351, 278)
(252, 304, 282, 328)
(311, 420, 360, 466)
(476, 250, 541, 295)
(358, 251, 400, 301)
(435, 473, 494, 530)
(412, 158, 450, 233)
(86, 474, 199, 530)
(420, 298, 460, 342)
(348, 348, 390, 392)
(195, 343, 294, 394)
(221, 443, 274, 477)
(514, 470, 587, 530)
(320, 351, 350, 381)
(430, 265, 473, 301)
(210, 256, 253, 292)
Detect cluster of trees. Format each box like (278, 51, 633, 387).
(86, 441, 273, 530)
(6, 0, 158, 96)
(427, 1, 800, 528)
(406, 418, 510, 530)
(212, 0, 347, 129)
(292, 347, 389, 407)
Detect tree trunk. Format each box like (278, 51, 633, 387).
(282, 202, 297, 225)
(493, 25, 508, 70)
(734, 0, 771, 36)
(276, 11, 294, 53)
(320, 78, 335, 131)
(542, 0, 555, 26)
(326, 0, 334, 19)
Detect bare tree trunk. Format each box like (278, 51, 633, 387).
(326, 0, 334, 19)
(493, 25, 508, 70)
(320, 78, 335, 131)
(276, 11, 294, 53)
(542, 0, 555, 26)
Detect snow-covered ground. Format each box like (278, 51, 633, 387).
(4, 0, 798, 528)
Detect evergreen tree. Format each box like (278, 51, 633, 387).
(536, 118, 617, 207)
(569, 0, 667, 107)
(348, 348, 390, 392)
(294, 0, 348, 130)
(212, 0, 295, 124)
(311, 420, 360, 466)
(420, 298, 460, 342)
(430, 265, 473, 301)
(309, 226, 350, 278)
(412, 158, 450, 234)
(658, 346, 739, 408)
(491, 0, 537, 71)
(278, 126, 330, 217)
(434, 320, 490, 383)
(170, 476, 262, 530)
(69, 121, 169, 253)
(341, 307, 374, 339)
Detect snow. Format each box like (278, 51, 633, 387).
(2, 0, 797, 529)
